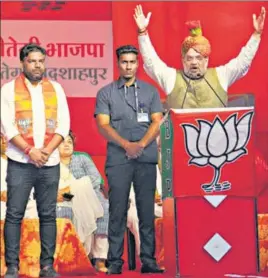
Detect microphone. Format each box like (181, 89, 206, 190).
(181, 70, 192, 109)
(203, 76, 226, 107)
(195, 65, 226, 108)
(182, 67, 226, 108)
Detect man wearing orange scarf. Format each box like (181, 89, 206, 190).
(134, 5, 266, 109)
(1, 44, 70, 278)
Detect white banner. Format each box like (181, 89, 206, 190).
(1, 20, 113, 97)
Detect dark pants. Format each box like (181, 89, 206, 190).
(4, 159, 60, 269)
(106, 161, 157, 268)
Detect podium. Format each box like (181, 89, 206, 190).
(160, 107, 258, 276)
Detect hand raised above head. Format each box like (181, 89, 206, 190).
(253, 6, 266, 35)
(133, 4, 152, 32)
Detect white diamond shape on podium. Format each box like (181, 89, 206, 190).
(204, 195, 227, 208)
(204, 233, 231, 262)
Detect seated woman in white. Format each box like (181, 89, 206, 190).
(57, 162, 104, 257)
(58, 131, 109, 273)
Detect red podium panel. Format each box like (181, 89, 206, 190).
(160, 107, 258, 276)
(171, 108, 255, 197)
(176, 197, 257, 276)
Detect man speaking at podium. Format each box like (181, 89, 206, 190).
(133, 5, 266, 109)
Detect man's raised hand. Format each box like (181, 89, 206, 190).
(253, 6, 266, 35)
(134, 4, 152, 32)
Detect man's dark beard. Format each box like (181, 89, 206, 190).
(184, 71, 204, 80)
(23, 71, 44, 82)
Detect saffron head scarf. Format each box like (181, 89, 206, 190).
(181, 20, 211, 57)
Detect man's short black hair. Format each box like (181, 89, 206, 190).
(20, 43, 46, 62)
(116, 45, 139, 60)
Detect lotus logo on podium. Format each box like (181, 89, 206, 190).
(182, 111, 254, 193)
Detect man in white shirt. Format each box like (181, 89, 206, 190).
(134, 5, 266, 108)
(1, 44, 70, 278)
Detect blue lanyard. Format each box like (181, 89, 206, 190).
(124, 82, 139, 112)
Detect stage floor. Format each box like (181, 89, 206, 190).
(57, 270, 268, 278)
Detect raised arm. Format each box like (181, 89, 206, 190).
(134, 5, 176, 95)
(216, 7, 266, 88)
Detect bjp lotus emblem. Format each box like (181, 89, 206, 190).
(182, 111, 254, 193)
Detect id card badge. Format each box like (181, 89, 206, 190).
(137, 112, 150, 123)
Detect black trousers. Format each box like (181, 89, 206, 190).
(106, 161, 157, 267)
(4, 159, 60, 269)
